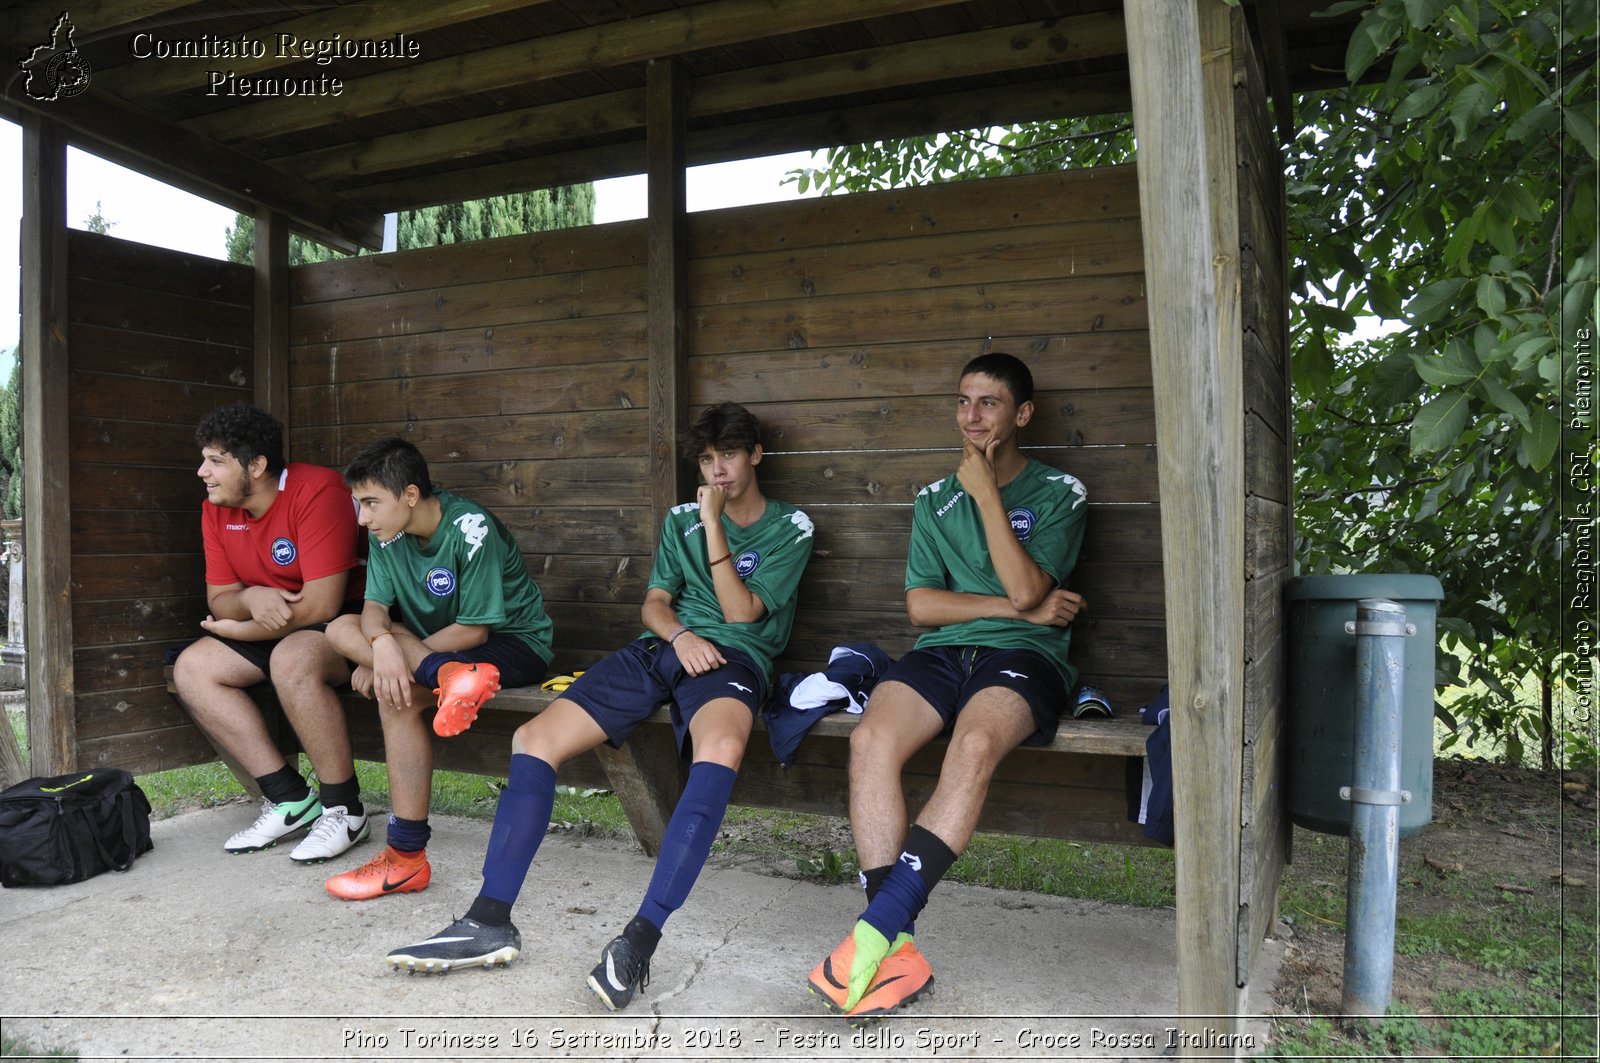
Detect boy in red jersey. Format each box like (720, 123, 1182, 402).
(172, 404, 370, 865)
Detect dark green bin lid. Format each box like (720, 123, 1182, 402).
(1286, 573, 1443, 601)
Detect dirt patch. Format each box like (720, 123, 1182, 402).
(1271, 757, 1597, 1016)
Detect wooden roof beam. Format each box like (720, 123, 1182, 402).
(355, 71, 1131, 212)
(2, 0, 194, 49)
(1249, 0, 1299, 145)
(95, 0, 558, 100)
(279, 12, 1126, 186)
(183, 0, 967, 144)
(8, 90, 384, 253)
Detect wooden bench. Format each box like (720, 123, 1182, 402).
(167, 666, 1159, 856)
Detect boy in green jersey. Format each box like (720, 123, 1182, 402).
(320, 437, 554, 901)
(809, 353, 1088, 1022)
(384, 403, 815, 1010)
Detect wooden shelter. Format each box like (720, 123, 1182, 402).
(4, 0, 1360, 1053)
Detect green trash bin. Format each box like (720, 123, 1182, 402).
(1285, 574, 1443, 838)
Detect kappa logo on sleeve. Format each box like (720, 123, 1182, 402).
(1046, 472, 1088, 508)
(452, 512, 489, 560)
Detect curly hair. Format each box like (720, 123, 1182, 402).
(343, 436, 434, 499)
(194, 403, 285, 476)
(680, 402, 762, 461)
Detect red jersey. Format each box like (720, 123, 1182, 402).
(201, 463, 363, 604)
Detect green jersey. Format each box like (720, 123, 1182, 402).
(364, 489, 554, 663)
(905, 458, 1087, 685)
(645, 498, 815, 680)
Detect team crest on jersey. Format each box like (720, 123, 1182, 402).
(270, 537, 297, 565)
(425, 567, 457, 596)
(734, 550, 761, 577)
(1008, 508, 1037, 542)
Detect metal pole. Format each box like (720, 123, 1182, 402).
(1340, 597, 1412, 1017)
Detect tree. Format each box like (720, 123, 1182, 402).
(787, 0, 1598, 765)
(81, 200, 115, 236)
(0, 355, 19, 521)
(223, 185, 597, 265)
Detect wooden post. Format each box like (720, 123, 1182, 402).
(1126, 0, 1247, 1052)
(19, 113, 77, 775)
(612, 57, 693, 855)
(253, 207, 291, 423)
(646, 58, 690, 537)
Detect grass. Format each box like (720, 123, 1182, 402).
(9, 708, 1594, 1060)
(1260, 812, 1598, 1060)
(0, 1032, 76, 1059)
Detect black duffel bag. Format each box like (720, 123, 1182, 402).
(0, 769, 154, 887)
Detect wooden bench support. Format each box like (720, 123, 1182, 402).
(166, 670, 1158, 853)
(593, 728, 685, 858)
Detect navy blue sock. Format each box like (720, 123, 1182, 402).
(386, 814, 430, 854)
(635, 761, 737, 931)
(859, 859, 928, 941)
(861, 864, 912, 937)
(858, 825, 957, 940)
(479, 754, 557, 907)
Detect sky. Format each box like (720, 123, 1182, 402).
(0, 116, 820, 376)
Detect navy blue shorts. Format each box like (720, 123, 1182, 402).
(880, 646, 1067, 747)
(561, 637, 766, 755)
(415, 633, 548, 689)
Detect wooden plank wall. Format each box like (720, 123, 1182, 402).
(1236, 10, 1294, 984)
(286, 224, 650, 780)
(283, 167, 1168, 835)
(66, 230, 256, 772)
(287, 223, 654, 670)
(688, 166, 1165, 700)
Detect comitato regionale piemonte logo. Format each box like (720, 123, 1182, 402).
(17, 12, 93, 101)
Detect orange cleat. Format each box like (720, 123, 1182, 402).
(433, 661, 501, 737)
(807, 921, 892, 1014)
(846, 935, 934, 1025)
(325, 846, 431, 901)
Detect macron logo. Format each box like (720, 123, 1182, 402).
(1000, 669, 1028, 679)
(728, 682, 752, 693)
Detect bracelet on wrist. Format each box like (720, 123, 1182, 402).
(369, 630, 395, 646)
(668, 626, 689, 643)
(709, 553, 732, 567)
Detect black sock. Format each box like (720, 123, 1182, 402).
(255, 766, 310, 806)
(862, 865, 893, 901)
(465, 895, 513, 928)
(902, 824, 959, 894)
(623, 914, 663, 958)
(318, 777, 363, 818)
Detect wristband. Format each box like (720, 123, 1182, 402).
(668, 626, 689, 643)
(709, 553, 732, 567)
(369, 630, 395, 646)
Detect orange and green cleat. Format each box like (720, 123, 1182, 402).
(807, 920, 892, 1013)
(846, 934, 934, 1026)
(325, 845, 432, 901)
(432, 661, 501, 737)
